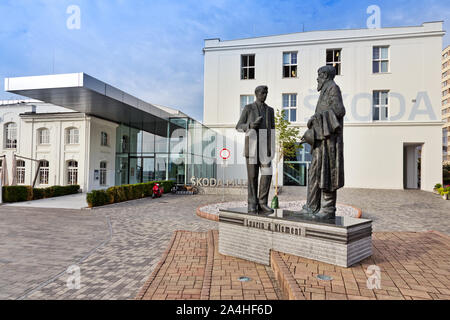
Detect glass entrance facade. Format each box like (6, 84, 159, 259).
(115, 116, 216, 186)
(283, 143, 312, 186)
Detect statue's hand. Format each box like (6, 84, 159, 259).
(250, 116, 263, 129)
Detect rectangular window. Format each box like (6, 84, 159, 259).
(100, 162, 107, 186)
(39, 129, 50, 145)
(5, 123, 17, 149)
(326, 49, 341, 75)
(39, 161, 49, 185)
(282, 93, 297, 122)
(16, 160, 25, 184)
(283, 52, 297, 78)
(373, 46, 389, 73)
(443, 71, 448, 79)
(240, 95, 255, 114)
(101, 132, 108, 146)
(68, 169, 78, 185)
(241, 54, 255, 80)
(66, 128, 79, 144)
(373, 91, 389, 121)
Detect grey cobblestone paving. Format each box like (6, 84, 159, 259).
(0, 187, 449, 300)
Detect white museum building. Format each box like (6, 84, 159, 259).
(203, 21, 444, 191)
(1, 73, 216, 192)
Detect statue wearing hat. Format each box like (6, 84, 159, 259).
(299, 65, 346, 220)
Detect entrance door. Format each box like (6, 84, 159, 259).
(403, 144, 422, 189)
(130, 156, 155, 184)
(141, 157, 155, 182)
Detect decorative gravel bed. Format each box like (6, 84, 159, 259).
(197, 200, 362, 220)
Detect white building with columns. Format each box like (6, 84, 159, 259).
(1, 73, 217, 193)
(203, 21, 444, 191)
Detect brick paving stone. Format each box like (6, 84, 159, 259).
(2, 187, 450, 300)
(137, 230, 283, 300)
(279, 231, 450, 300)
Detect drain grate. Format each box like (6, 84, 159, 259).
(317, 274, 333, 281)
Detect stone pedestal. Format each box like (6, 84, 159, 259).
(218, 208, 372, 268)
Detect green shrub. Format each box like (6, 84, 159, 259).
(86, 180, 174, 207)
(2, 186, 33, 203)
(435, 183, 442, 189)
(86, 190, 110, 208)
(38, 185, 79, 200)
(438, 187, 445, 195)
(33, 188, 45, 200)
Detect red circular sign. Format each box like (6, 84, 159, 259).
(220, 148, 231, 160)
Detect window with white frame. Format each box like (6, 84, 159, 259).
(373, 46, 389, 73)
(0, 159, 2, 177)
(5, 122, 17, 149)
(39, 160, 49, 185)
(16, 159, 25, 184)
(100, 161, 107, 186)
(373, 91, 389, 121)
(67, 160, 78, 185)
(241, 54, 255, 80)
(283, 52, 297, 78)
(66, 128, 79, 144)
(282, 94, 297, 122)
(326, 49, 341, 75)
(38, 128, 50, 145)
(101, 131, 108, 146)
(240, 95, 255, 114)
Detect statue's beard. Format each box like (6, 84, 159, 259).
(317, 81, 324, 91)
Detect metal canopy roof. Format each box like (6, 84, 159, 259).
(5, 73, 173, 136)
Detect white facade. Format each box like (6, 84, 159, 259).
(203, 22, 444, 191)
(0, 100, 118, 192)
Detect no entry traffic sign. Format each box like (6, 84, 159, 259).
(220, 148, 231, 160)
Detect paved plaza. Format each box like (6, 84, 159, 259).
(0, 187, 449, 300)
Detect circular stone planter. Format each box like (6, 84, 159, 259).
(196, 200, 362, 222)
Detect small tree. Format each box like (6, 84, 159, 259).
(271, 109, 303, 208)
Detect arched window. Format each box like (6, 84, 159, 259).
(67, 160, 78, 185)
(66, 128, 79, 145)
(38, 128, 50, 145)
(99, 161, 107, 186)
(39, 160, 49, 185)
(5, 122, 17, 149)
(16, 159, 25, 184)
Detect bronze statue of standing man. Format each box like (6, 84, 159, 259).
(300, 65, 346, 219)
(236, 85, 275, 214)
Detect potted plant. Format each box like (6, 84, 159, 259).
(434, 183, 442, 194)
(271, 109, 302, 209)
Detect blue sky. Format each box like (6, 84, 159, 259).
(0, 0, 449, 121)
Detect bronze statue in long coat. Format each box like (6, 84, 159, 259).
(300, 65, 345, 219)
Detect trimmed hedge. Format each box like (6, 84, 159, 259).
(86, 180, 174, 208)
(2, 185, 80, 203)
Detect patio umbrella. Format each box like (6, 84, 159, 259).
(1, 155, 9, 186)
(11, 154, 17, 186)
